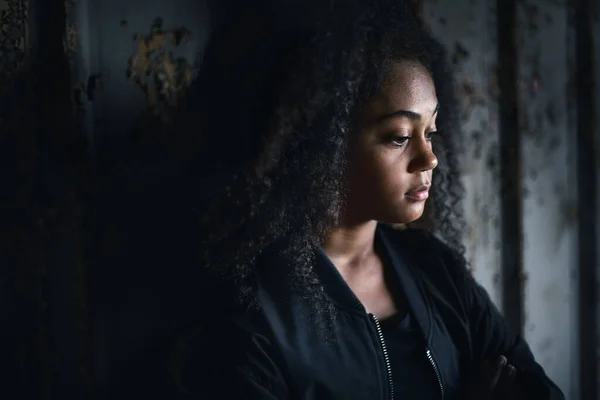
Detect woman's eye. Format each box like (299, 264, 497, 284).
(390, 136, 410, 146)
(426, 131, 440, 141)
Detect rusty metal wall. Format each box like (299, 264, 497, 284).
(65, 1, 211, 392)
(422, 0, 593, 398)
(517, 1, 578, 397)
(573, 0, 599, 398)
(0, 0, 35, 395)
(423, 0, 503, 309)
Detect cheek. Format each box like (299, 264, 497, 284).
(376, 149, 405, 183)
(355, 149, 407, 197)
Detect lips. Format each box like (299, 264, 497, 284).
(405, 185, 430, 201)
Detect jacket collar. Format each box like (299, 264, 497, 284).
(314, 224, 432, 341)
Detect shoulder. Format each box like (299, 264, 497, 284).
(379, 224, 475, 297)
(379, 224, 465, 272)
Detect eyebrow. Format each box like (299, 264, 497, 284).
(378, 102, 440, 123)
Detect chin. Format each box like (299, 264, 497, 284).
(380, 202, 426, 225)
(379, 212, 424, 226)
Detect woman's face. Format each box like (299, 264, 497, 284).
(345, 60, 439, 225)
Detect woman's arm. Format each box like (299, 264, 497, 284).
(463, 275, 564, 398)
(435, 238, 565, 399)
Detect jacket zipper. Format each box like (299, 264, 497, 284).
(369, 314, 394, 400)
(426, 348, 444, 399)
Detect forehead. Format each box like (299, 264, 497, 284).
(368, 61, 438, 116)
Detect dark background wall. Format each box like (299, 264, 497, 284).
(0, 0, 598, 399)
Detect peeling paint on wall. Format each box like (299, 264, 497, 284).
(126, 17, 193, 121)
(67, 0, 210, 158)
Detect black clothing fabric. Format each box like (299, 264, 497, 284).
(379, 312, 442, 400)
(376, 229, 455, 399)
(178, 225, 564, 399)
(374, 228, 450, 399)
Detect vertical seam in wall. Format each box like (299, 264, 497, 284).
(574, 0, 598, 397)
(496, 0, 524, 335)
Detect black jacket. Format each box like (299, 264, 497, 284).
(179, 225, 564, 399)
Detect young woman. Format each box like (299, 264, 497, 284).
(174, 1, 564, 399)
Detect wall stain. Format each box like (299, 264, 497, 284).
(525, 4, 540, 34)
(487, 66, 500, 100)
(470, 130, 483, 159)
(544, 101, 557, 124)
(126, 17, 193, 122)
(538, 336, 554, 353)
(452, 42, 470, 65)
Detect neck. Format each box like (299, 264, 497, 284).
(321, 219, 378, 270)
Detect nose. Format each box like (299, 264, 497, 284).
(407, 137, 438, 173)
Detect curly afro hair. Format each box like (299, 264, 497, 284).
(185, 0, 466, 320)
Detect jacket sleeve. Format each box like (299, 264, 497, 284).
(464, 274, 564, 398)
(174, 318, 290, 399)
(436, 239, 565, 399)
